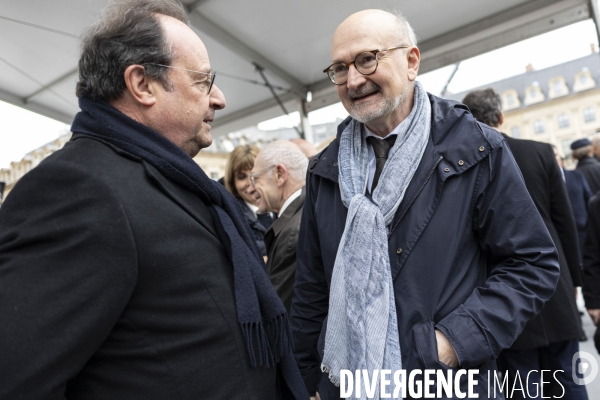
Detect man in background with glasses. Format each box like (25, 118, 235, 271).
(291, 9, 559, 399)
(249, 141, 307, 313)
(0, 1, 306, 399)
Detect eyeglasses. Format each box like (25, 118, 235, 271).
(249, 165, 275, 187)
(145, 63, 216, 94)
(323, 45, 410, 85)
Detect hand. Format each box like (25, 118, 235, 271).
(310, 393, 321, 400)
(435, 329, 459, 368)
(588, 309, 600, 326)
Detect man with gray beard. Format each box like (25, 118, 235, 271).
(291, 9, 559, 400)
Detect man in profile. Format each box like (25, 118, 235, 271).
(250, 140, 307, 312)
(291, 9, 559, 399)
(463, 88, 587, 399)
(0, 1, 306, 399)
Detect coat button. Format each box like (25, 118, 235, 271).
(479, 146, 485, 152)
(333, 162, 338, 167)
(458, 160, 464, 166)
(444, 168, 450, 172)
(396, 248, 402, 254)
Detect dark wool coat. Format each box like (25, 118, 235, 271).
(584, 193, 600, 309)
(576, 156, 600, 194)
(501, 135, 582, 349)
(564, 168, 593, 261)
(0, 136, 278, 399)
(290, 95, 560, 400)
(264, 188, 305, 313)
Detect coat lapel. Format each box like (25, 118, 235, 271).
(264, 189, 305, 252)
(143, 161, 220, 240)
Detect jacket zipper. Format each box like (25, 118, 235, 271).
(388, 156, 444, 238)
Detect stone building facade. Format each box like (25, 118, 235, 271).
(448, 52, 600, 163)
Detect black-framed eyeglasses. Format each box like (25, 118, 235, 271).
(145, 63, 216, 94)
(249, 165, 276, 187)
(323, 45, 410, 85)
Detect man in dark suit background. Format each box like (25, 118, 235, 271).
(250, 140, 307, 313)
(0, 1, 306, 399)
(463, 88, 588, 399)
(553, 145, 593, 263)
(572, 138, 600, 194)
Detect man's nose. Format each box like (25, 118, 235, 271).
(210, 84, 226, 110)
(346, 65, 366, 90)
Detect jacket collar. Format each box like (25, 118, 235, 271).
(578, 156, 600, 166)
(309, 93, 492, 183)
(267, 187, 306, 237)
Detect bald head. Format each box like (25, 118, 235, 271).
(290, 139, 318, 158)
(332, 10, 417, 55)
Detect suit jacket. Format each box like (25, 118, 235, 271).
(584, 194, 600, 309)
(503, 134, 583, 348)
(265, 188, 305, 313)
(564, 168, 593, 261)
(576, 156, 600, 194)
(0, 136, 277, 399)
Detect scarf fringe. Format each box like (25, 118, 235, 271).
(241, 313, 293, 368)
(320, 363, 340, 387)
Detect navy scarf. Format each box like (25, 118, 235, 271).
(71, 97, 307, 399)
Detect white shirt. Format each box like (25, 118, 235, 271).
(245, 201, 259, 217)
(279, 188, 302, 216)
(364, 124, 401, 193)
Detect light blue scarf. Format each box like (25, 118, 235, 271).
(322, 82, 430, 400)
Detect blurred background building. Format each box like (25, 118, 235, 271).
(447, 48, 600, 164)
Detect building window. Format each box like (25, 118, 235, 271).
(533, 119, 545, 134)
(583, 107, 596, 123)
(210, 170, 219, 180)
(580, 75, 588, 85)
(530, 89, 537, 98)
(553, 80, 562, 94)
(502, 90, 520, 110)
(510, 126, 521, 138)
(557, 113, 570, 129)
(507, 94, 515, 107)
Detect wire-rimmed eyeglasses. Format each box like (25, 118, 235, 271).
(323, 45, 410, 85)
(249, 165, 276, 187)
(145, 63, 216, 94)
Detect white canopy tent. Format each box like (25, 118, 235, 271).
(1, 0, 598, 141)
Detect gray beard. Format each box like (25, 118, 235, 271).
(348, 83, 409, 124)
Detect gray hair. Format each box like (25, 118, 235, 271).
(462, 88, 503, 127)
(391, 10, 418, 46)
(259, 141, 308, 184)
(76, 0, 189, 100)
(572, 145, 592, 160)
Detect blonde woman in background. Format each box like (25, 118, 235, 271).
(224, 145, 274, 257)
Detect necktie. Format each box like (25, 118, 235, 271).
(367, 135, 397, 192)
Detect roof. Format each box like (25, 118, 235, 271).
(447, 52, 600, 105)
(0, 0, 596, 138)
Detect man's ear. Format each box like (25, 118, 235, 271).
(499, 112, 504, 127)
(407, 46, 420, 82)
(123, 65, 157, 106)
(276, 164, 288, 187)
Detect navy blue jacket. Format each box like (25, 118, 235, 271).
(564, 168, 593, 261)
(290, 95, 560, 399)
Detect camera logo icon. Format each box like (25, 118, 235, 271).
(572, 351, 598, 385)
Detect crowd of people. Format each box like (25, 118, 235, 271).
(1, 0, 600, 399)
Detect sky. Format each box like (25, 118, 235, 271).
(1, 19, 599, 169)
